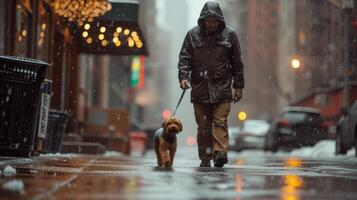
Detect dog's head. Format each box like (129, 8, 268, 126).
(162, 117, 183, 136)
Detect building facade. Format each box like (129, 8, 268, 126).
(221, 0, 281, 122)
(292, 0, 357, 125)
(0, 0, 149, 153)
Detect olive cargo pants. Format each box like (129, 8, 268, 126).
(193, 102, 231, 161)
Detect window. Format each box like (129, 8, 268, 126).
(283, 112, 322, 123)
(14, 0, 32, 57)
(36, 1, 51, 62)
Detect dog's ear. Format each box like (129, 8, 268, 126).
(161, 120, 167, 129)
(177, 119, 183, 132)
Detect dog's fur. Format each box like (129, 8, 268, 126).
(154, 117, 183, 167)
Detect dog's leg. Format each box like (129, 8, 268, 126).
(164, 150, 171, 167)
(154, 138, 162, 166)
(160, 143, 171, 167)
(169, 143, 177, 167)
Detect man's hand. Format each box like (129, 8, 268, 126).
(180, 80, 190, 90)
(233, 88, 243, 103)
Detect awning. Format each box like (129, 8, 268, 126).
(75, 0, 148, 55)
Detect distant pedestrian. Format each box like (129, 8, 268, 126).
(178, 1, 244, 168)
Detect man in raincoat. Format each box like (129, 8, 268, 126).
(178, 2, 244, 168)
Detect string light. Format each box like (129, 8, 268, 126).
(49, 0, 112, 26)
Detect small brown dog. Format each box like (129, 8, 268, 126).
(154, 117, 183, 167)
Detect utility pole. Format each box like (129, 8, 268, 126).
(342, 0, 354, 111)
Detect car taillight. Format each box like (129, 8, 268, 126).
(277, 119, 290, 127)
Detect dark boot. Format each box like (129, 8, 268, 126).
(199, 160, 211, 167)
(213, 152, 228, 168)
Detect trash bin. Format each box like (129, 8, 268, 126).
(128, 131, 147, 156)
(43, 110, 69, 153)
(0, 56, 50, 157)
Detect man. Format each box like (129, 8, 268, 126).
(178, 2, 244, 168)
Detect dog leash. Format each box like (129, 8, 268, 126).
(172, 89, 187, 116)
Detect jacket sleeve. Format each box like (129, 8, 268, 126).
(178, 32, 193, 82)
(230, 32, 244, 89)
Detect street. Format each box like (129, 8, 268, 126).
(1, 0, 357, 199)
(1, 145, 357, 200)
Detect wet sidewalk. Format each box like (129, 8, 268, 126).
(1, 148, 357, 200)
(0, 153, 139, 200)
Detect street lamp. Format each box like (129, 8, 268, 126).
(291, 59, 301, 69)
(238, 111, 247, 121)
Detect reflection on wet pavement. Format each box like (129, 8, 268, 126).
(0, 148, 357, 199)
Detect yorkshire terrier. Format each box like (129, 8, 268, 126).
(154, 117, 183, 167)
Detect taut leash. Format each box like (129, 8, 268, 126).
(172, 89, 187, 116)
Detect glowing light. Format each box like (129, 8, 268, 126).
(235, 160, 245, 166)
(128, 37, 134, 47)
(114, 41, 121, 47)
(38, 39, 44, 46)
(133, 35, 139, 41)
(131, 31, 138, 37)
(113, 32, 119, 37)
(21, 30, 27, 37)
(284, 175, 303, 188)
(84, 23, 90, 30)
(281, 174, 303, 200)
(162, 109, 171, 119)
(86, 37, 93, 44)
(235, 175, 242, 192)
(112, 37, 119, 43)
(41, 23, 47, 30)
(82, 31, 88, 38)
(124, 29, 130, 35)
(40, 32, 45, 38)
(101, 40, 108, 46)
(116, 27, 122, 33)
(136, 42, 143, 48)
(18, 35, 22, 42)
(284, 158, 302, 168)
(238, 112, 247, 121)
(98, 34, 104, 40)
(49, 0, 112, 25)
(100, 26, 106, 33)
(291, 59, 300, 69)
(186, 136, 196, 146)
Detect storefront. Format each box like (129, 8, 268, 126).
(0, 0, 148, 153)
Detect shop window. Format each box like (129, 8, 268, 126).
(14, 0, 32, 57)
(0, 0, 5, 54)
(36, 1, 51, 62)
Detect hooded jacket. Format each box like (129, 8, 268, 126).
(178, 2, 244, 103)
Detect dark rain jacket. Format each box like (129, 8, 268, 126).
(178, 2, 244, 103)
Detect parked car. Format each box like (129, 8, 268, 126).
(335, 101, 357, 157)
(265, 107, 328, 152)
(228, 126, 241, 151)
(234, 120, 270, 151)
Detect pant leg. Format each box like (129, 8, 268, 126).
(193, 103, 213, 160)
(212, 102, 231, 154)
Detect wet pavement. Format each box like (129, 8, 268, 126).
(1, 147, 357, 200)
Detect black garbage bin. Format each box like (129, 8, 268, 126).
(43, 110, 69, 154)
(0, 56, 50, 157)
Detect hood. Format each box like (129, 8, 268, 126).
(197, 1, 226, 33)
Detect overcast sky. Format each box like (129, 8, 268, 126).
(187, 0, 208, 28)
(156, 0, 208, 29)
